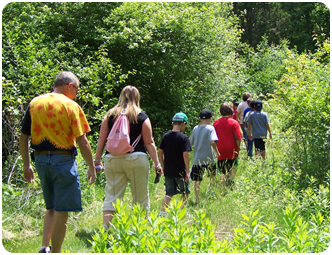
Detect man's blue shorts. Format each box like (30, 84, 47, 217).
(164, 176, 190, 196)
(35, 154, 82, 212)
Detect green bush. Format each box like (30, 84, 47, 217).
(271, 41, 330, 188)
(89, 199, 222, 253)
(241, 37, 289, 96)
(233, 206, 329, 253)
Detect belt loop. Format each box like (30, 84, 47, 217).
(47, 150, 50, 164)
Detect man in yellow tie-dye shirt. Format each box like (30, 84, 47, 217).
(19, 71, 96, 253)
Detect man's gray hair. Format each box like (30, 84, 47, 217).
(54, 71, 79, 88)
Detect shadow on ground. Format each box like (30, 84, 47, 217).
(75, 229, 95, 248)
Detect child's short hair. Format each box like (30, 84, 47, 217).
(233, 102, 239, 107)
(242, 92, 251, 101)
(173, 122, 184, 126)
(246, 98, 254, 107)
(250, 100, 256, 108)
(220, 103, 233, 116)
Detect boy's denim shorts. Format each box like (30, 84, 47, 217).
(165, 176, 190, 196)
(35, 154, 82, 212)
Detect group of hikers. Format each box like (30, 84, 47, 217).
(19, 71, 271, 253)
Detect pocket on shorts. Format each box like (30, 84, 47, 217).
(125, 155, 139, 161)
(55, 160, 78, 184)
(126, 155, 149, 170)
(125, 155, 139, 168)
(34, 155, 48, 167)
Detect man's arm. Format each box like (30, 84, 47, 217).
(183, 151, 190, 182)
(76, 134, 96, 185)
(19, 133, 34, 183)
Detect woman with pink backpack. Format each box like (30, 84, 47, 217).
(94, 85, 161, 231)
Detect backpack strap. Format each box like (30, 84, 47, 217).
(129, 134, 142, 153)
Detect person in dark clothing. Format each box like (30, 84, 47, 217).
(158, 112, 192, 217)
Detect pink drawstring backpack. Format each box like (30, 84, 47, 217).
(106, 112, 141, 155)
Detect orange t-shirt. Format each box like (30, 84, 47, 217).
(22, 93, 90, 152)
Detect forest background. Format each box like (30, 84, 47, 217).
(2, 2, 330, 253)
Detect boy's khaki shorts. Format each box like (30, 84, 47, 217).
(103, 154, 150, 212)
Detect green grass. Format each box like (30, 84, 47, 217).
(0, 151, 270, 252)
(2, 144, 330, 252)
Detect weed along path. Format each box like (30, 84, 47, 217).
(2, 149, 330, 252)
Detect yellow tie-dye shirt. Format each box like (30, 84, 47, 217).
(21, 93, 90, 152)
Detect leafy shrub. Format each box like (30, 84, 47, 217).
(241, 37, 289, 96)
(233, 207, 330, 253)
(90, 198, 330, 253)
(271, 42, 330, 189)
(2, 5, 129, 182)
(89, 199, 223, 253)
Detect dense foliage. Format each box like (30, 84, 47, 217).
(2, 2, 245, 174)
(272, 40, 330, 188)
(2, 2, 330, 253)
(233, 2, 330, 53)
(94, 2, 246, 138)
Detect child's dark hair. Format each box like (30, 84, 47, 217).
(250, 100, 256, 108)
(233, 102, 239, 106)
(172, 121, 183, 126)
(220, 103, 233, 116)
(246, 98, 254, 107)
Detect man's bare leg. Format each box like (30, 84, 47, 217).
(40, 209, 54, 250)
(51, 211, 68, 253)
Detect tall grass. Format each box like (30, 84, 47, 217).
(2, 138, 330, 252)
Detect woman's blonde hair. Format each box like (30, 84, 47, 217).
(107, 85, 142, 124)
